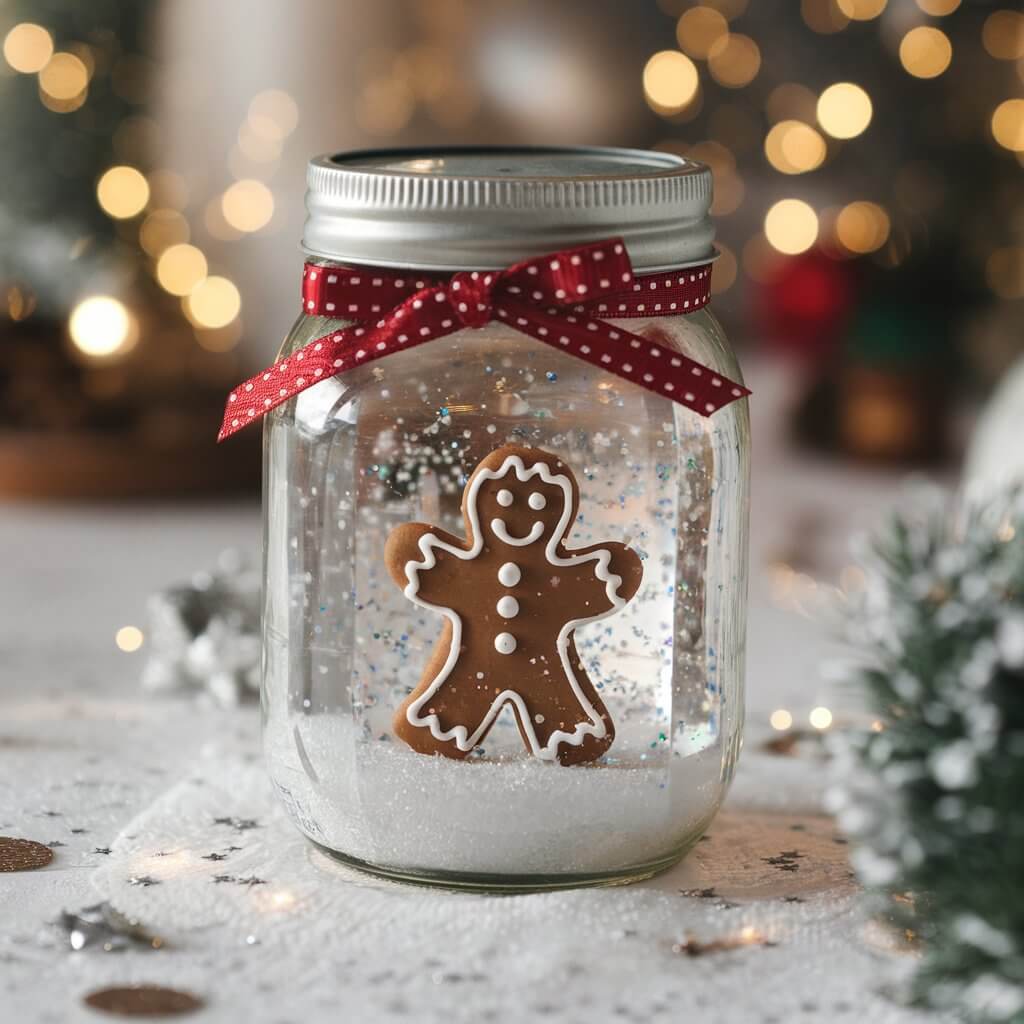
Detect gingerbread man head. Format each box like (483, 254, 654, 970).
(462, 445, 578, 553)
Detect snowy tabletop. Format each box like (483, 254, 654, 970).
(0, 361, 951, 1024)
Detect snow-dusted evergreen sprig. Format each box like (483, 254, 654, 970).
(827, 487, 1024, 1024)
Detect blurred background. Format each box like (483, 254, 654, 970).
(1, 0, 1022, 498)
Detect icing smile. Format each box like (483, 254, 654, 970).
(490, 518, 544, 546)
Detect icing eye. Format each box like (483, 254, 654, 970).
(528, 492, 546, 510)
(496, 489, 514, 507)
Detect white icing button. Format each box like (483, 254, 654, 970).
(496, 595, 519, 618)
(496, 489, 514, 507)
(494, 632, 517, 655)
(528, 492, 546, 510)
(497, 562, 521, 587)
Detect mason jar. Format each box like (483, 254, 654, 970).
(255, 146, 750, 890)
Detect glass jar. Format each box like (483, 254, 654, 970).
(259, 147, 750, 890)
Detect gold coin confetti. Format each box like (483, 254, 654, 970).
(0, 836, 54, 872)
(83, 985, 203, 1017)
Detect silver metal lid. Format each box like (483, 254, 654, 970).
(302, 146, 713, 272)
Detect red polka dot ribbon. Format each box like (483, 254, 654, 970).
(219, 238, 749, 440)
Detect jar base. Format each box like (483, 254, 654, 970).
(307, 838, 700, 894)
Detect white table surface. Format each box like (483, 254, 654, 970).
(0, 360, 950, 1024)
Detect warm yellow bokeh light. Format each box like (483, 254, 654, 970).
(836, 201, 891, 253)
(96, 166, 150, 219)
(38, 51, 88, 100)
(248, 88, 300, 139)
(983, 11, 1024, 61)
(899, 27, 952, 79)
(139, 209, 190, 258)
(156, 244, 208, 297)
(836, 0, 886, 19)
(643, 50, 700, 114)
(986, 247, 1024, 299)
(711, 170, 745, 215)
(769, 709, 794, 731)
(3, 22, 53, 73)
(115, 626, 144, 653)
(185, 276, 241, 329)
(801, 0, 850, 34)
(707, 33, 761, 88)
(766, 82, 818, 124)
(764, 199, 819, 255)
(809, 706, 834, 730)
(817, 82, 873, 139)
(916, 0, 960, 14)
(764, 120, 827, 174)
(69, 296, 134, 358)
(992, 99, 1024, 152)
(221, 179, 275, 233)
(676, 7, 729, 59)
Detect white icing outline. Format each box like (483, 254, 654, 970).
(401, 453, 627, 761)
(490, 518, 544, 546)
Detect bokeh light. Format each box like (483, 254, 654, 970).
(247, 88, 300, 140)
(139, 209, 190, 258)
(221, 179, 275, 233)
(836, 201, 891, 253)
(899, 27, 952, 79)
(707, 33, 761, 88)
(986, 247, 1024, 299)
(643, 50, 700, 114)
(675, 7, 728, 59)
(916, 0, 959, 13)
(769, 709, 794, 730)
(991, 99, 1024, 152)
(115, 626, 144, 653)
(764, 120, 827, 174)
(38, 50, 88, 99)
(96, 166, 150, 219)
(801, 0, 849, 35)
(817, 82, 873, 139)
(809, 706, 834, 730)
(3, 22, 53, 73)
(982, 11, 1024, 62)
(765, 199, 819, 254)
(766, 83, 818, 124)
(836, 0, 886, 19)
(69, 296, 135, 358)
(184, 277, 241, 329)
(156, 244, 207, 296)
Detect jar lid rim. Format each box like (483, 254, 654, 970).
(302, 145, 715, 272)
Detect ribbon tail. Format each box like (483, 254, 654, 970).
(494, 298, 749, 417)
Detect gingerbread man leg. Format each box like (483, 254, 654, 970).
(511, 638, 616, 766)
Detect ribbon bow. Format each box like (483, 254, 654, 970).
(219, 238, 748, 440)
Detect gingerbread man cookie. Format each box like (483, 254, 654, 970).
(385, 444, 643, 766)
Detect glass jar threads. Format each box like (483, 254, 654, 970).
(230, 147, 750, 890)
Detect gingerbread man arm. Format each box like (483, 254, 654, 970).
(561, 541, 644, 618)
(385, 523, 470, 607)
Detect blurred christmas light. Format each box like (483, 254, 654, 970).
(817, 82, 873, 139)
(96, 166, 150, 220)
(221, 179, 274, 233)
(38, 50, 88, 100)
(991, 99, 1024, 152)
(156, 244, 207, 296)
(3, 22, 53, 73)
(115, 626, 144, 653)
(248, 89, 299, 139)
(184, 277, 241, 329)
(139, 209, 190, 258)
(711, 171, 744, 215)
(236, 122, 282, 166)
(836, 201, 891, 253)
(147, 169, 189, 210)
(801, 0, 850, 34)
(765, 199, 819, 254)
(675, 7, 728, 59)
(982, 11, 1024, 62)
(643, 50, 700, 114)
(986, 247, 1024, 299)
(194, 318, 243, 353)
(809, 706, 833, 730)
(764, 120, 826, 174)
(356, 77, 415, 136)
(69, 296, 135, 358)
(899, 27, 952, 79)
(916, 0, 960, 14)
(707, 33, 761, 88)
(836, 0, 886, 20)
(7, 285, 37, 322)
(766, 83, 818, 124)
(711, 244, 737, 293)
(742, 233, 780, 283)
(769, 709, 794, 731)
(702, 0, 748, 18)
(204, 198, 245, 242)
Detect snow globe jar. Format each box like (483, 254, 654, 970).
(254, 146, 750, 890)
